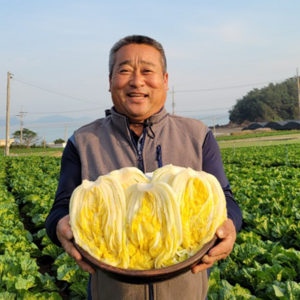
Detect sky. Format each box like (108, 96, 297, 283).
(1, 0, 299, 142)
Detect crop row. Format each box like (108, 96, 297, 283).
(209, 144, 300, 299)
(0, 158, 62, 299)
(0, 144, 300, 299)
(1, 157, 88, 299)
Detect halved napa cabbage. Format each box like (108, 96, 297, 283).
(202, 172, 227, 243)
(126, 182, 182, 269)
(69, 166, 227, 270)
(69, 175, 129, 268)
(170, 168, 227, 260)
(109, 167, 150, 191)
(151, 164, 185, 185)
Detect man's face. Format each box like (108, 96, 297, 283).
(109, 44, 169, 122)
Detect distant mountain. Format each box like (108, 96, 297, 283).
(0, 115, 93, 126)
(0, 116, 20, 126)
(26, 115, 92, 124)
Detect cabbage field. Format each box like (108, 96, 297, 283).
(0, 144, 300, 299)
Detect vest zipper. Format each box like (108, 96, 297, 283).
(137, 132, 145, 172)
(128, 123, 145, 172)
(156, 145, 162, 168)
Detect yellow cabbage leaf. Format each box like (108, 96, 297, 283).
(151, 164, 185, 185)
(69, 175, 129, 268)
(109, 167, 150, 191)
(126, 182, 182, 269)
(170, 168, 227, 259)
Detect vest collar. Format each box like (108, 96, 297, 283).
(110, 106, 169, 133)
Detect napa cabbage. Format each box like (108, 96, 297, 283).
(126, 182, 182, 269)
(109, 167, 150, 190)
(69, 166, 227, 270)
(69, 175, 129, 268)
(170, 168, 227, 260)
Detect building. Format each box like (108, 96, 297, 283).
(48, 143, 66, 148)
(0, 139, 15, 146)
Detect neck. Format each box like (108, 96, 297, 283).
(129, 122, 144, 136)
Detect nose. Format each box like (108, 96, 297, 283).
(129, 71, 145, 87)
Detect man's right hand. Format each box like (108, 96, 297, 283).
(57, 215, 96, 274)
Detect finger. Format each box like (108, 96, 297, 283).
(192, 262, 213, 273)
(60, 238, 82, 261)
(56, 215, 82, 261)
(208, 236, 235, 257)
(56, 216, 96, 274)
(192, 220, 237, 275)
(60, 238, 96, 274)
(57, 215, 73, 240)
(76, 259, 96, 274)
(58, 226, 73, 241)
(191, 253, 227, 274)
(202, 253, 228, 265)
(58, 230, 96, 273)
(216, 219, 235, 239)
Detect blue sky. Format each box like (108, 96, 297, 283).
(1, 0, 299, 141)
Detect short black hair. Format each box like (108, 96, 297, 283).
(109, 35, 167, 78)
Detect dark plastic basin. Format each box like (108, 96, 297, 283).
(74, 235, 217, 285)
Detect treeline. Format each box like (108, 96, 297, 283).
(229, 78, 299, 125)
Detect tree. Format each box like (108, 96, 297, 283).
(229, 78, 299, 125)
(53, 138, 65, 144)
(12, 128, 40, 148)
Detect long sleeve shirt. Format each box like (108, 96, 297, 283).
(46, 129, 242, 246)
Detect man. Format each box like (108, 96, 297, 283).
(46, 35, 242, 300)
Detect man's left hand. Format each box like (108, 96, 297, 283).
(191, 219, 236, 274)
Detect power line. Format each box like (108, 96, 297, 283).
(176, 107, 230, 113)
(169, 79, 287, 114)
(196, 114, 228, 120)
(12, 76, 100, 104)
(173, 79, 286, 93)
(22, 121, 89, 129)
(28, 107, 107, 114)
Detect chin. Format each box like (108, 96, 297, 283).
(127, 108, 149, 119)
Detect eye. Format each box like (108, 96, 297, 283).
(143, 69, 153, 74)
(120, 69, 129, 73)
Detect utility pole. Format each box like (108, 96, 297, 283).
(64, 124, 68, 143)
(297, 68, 300, 121)
(213, 116, 216, 135)
(16, 107, 27, 145)
(5, 72, 12, 156)
(170, 86, 175, 114)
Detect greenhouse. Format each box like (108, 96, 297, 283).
(243, 120, 300, 131)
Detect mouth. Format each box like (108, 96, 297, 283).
(127, 93, 148, 100)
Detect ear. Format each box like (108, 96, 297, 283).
(164, 72, 169, 91)
(108, 75, 111, 92)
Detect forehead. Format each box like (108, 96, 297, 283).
(114, 44, 163, 68)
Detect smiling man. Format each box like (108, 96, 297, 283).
(109, 41, 169, 138)
(46, 35, 242, 300)
(109, 43, 168, 125)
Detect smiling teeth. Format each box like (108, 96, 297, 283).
(129, 94, 146, 97)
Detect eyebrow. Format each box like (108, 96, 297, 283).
(117, 60, 156, 68)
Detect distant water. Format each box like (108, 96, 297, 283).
(0, 121, 90, 144)
(0, 114, 230, 144)
(184, 114, 230, 128)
